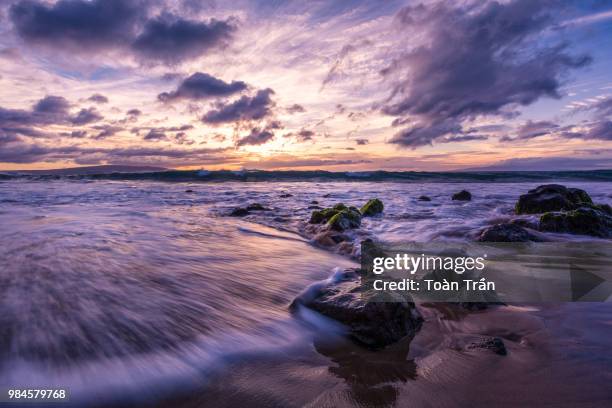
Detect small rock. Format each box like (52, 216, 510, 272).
(478, 223, 540, 242)
(229, 207, 249, 217)
(452, 190, 472, 201)
(360, 198, 384, 216)
(539, 207, 612, 237)
(515, 184, 592, 214)
(310, 200, 319, 205)
(466, 337, 507, 356)
(185, 189, 194, 193)
(280, 193, 293, 198)
(418, 196, 431, 201)
(245, 203, 269, 211)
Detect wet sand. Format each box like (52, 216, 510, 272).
(148, 302, 612, 408)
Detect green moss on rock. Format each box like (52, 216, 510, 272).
(360, 198, 384, 216)
(328, 208, 362, 231)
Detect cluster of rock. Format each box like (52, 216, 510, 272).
(479, 184, 612, 241)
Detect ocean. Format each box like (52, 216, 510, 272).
(0, 175, 611, 407)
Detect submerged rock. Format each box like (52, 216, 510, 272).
(478, 223, 541, 242)
(279, 193, 293, 198)
(418, 195, 431, 201)
(466, 337, 507, 356)
(515, 184, 592, 214)
(185, 189, 194, 193)
(539, 207, 612, 238)
(229, 207, 250, 217)
(293, 270, 423, 348)
(245, 203, 270, 211)
(452, 190, 472, 201)
(360, 198, 384, 216)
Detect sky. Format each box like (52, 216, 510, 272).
(1, 0, 612, 171)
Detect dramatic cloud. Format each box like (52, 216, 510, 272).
(158, 72, 247, 102)
(87, 94, 109, 104)
(236, 121, 281, 147)
(0, 96, 69, 135)
(10, 0, 142, 50)
(10, 0, 236, 64)
(70, 108, 103, 125)
(202, 88, 275, 124)
(236, 127, 274, 147)
(286, 104, 306, 114)
(132, 15, 235, 64)
(285, 129, 314, 142)
(143, 129, 168, 141)
(92, 125, 123, 139)
(0, 139, 231, 165)
(383, 0, 591, 148)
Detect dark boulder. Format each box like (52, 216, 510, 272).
(515, 184, 592, 214)
(418, 195, 431, 201)
(478, 223, 541, 242)
(245, 203, 270, 211)
(466, 337, 507, 355)
(229, 207, 249, 217)
(185, 189, 194, 193)
(452, 190, 472, 201)
(360, 198, 384, 216)
(539, 207, 612, 238)
(293, 270, 423, 348)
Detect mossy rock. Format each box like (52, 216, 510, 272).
(515, 184, 592, 214)
(539, 207, 612, 237)
(309, 207, 340, 224)
(333, 203, 348, 211)
(328, 208, 362, 231)
(360, 198, 384, 216)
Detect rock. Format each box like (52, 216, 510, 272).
(294, 271, 423, 348)
(313, 230, 350, 248)
(539, 207, 612, 237)
(245, 203, 270, 211)
(308, 205, 322, 210)
(185, 189, 194, 193)
(418, 195, 431, 201)
(279, 193, 293, 198)
(229, 207, 249, 217)
(310, 200, 319, 205)
(466, 337, 507, 356)
(452, 190, 472, 201)
(323, 193, 332, 198)
(310, 207, 341, 224)
(478, 223, 541, 242)
(515, 184, 592, 214)
(360, 198, 384, 216)
(333, 203, 348, 211)
(328, 208, 362, 231)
